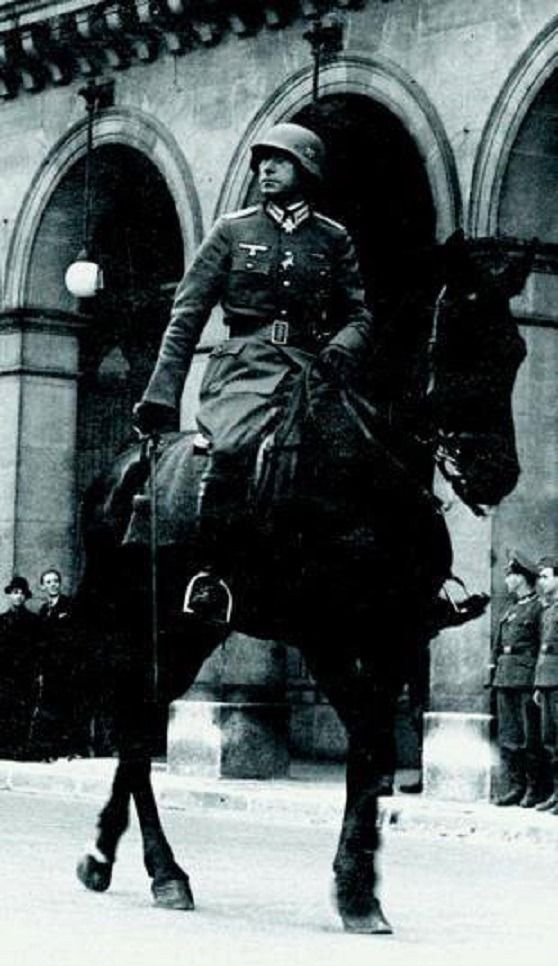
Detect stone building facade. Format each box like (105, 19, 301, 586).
(1, 0, 558, 798)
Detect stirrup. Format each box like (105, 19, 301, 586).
(183, 570, 233, 625)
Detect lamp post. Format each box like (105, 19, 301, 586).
(303, 13, 344, 103)
(65, 77, 114, 299)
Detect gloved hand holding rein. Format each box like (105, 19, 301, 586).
(132, 400, 176, 436)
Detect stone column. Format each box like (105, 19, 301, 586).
(0, 309, 83, 591)
(422, 470, 495, 802)
(167, 632, 290, 779)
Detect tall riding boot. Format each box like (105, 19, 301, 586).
(494, 747, 525, 806)
(519, 751, 546, 808)
(183, 465, 235, 625)
(536, 760, 558, 812)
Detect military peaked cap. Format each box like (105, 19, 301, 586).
(505, 551, 539, 580)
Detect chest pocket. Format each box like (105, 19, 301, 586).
(231, 248, 273, 276)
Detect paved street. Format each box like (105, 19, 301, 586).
(1, 789, 556, 966)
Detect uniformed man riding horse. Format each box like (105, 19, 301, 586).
(133, 122, 374, 619)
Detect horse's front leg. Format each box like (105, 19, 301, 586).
(304, 647, 396, 934)
(333, 742, 393, 934)
(77, 758, 132, 892)
(129, 757, 194, 910)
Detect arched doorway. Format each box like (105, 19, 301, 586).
(491, 68, 558, 579)
(29, 144, 184, 501)
(294, 95, 436, 313)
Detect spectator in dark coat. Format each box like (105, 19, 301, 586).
(0, 576, 42, 759)
(32, 568, 91, 760)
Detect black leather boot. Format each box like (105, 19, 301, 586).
(494, 748, 525, 806)
(519, 751, 547, 807)
(535, 768, 558, 811)
(184, 464, 238, 626)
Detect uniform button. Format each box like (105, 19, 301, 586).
(246, 262, 253, 268)
(283, 280, 291, 287)
(280, 309, 288, 316)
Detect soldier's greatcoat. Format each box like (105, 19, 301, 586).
(142, 201, 373, 454)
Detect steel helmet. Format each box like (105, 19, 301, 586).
(250, 122, 325, 181)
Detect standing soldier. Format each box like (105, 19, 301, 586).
(132, 122, 374, 620)
(488, 551, 546, 807)
(533, 558, 558, 813)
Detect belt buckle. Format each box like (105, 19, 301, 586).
(271, 320, 289, 345)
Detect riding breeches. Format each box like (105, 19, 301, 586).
(496, 689, 541, 752)
(539, 688, 558, 765)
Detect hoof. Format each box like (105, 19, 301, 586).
(341, 898, 393, 935)
(152, 875, 195, 911)
(76, 854, 113, 893)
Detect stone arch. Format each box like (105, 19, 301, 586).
(4, 106, 203, 309)
(216, 53, 461, 241)
(470, 16, 558, 235)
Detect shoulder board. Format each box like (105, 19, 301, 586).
(314, 211, 346, 232)
(222, 205, 260, 221)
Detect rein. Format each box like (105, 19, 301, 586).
(334, 381, 443, 515)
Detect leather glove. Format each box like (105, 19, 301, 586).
(132, 400, 176, 436)
(318, 345, 359, 385)
(483, 664, 496, 690)
(431, 592, 490, 635)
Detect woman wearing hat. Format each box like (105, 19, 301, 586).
(0, 575, 42, 759)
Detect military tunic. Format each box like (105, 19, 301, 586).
(142, 201, 373, 456)
(491, 591, 542, 751)
(534, 598, 558, 763)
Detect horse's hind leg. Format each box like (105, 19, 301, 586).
(77, 759, 132, 892)
(129, 759, 194, 910)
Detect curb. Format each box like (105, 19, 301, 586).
(1, 758, 558, 846)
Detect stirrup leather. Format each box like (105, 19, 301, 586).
(183, 571, 233, 625)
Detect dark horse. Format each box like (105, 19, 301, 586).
(75, 232, 532, 933)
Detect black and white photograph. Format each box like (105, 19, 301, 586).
(0, 2, 556, 964)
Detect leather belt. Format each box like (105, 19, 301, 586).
(227, 318, 324, 351)
(501, 644, 535, 654)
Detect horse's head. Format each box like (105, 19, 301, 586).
(427, 231, 533, 513)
